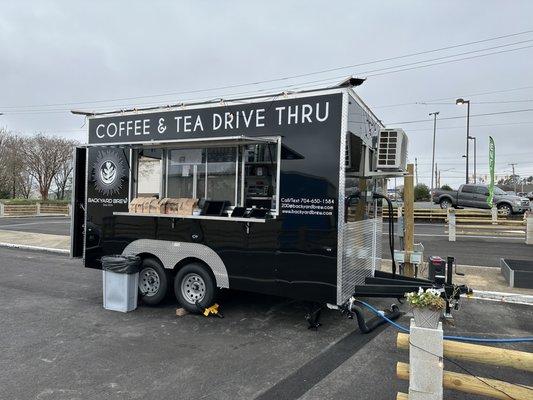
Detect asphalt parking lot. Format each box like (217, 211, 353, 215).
(1, 247, 532, 400)
(0, 216, 70, 236)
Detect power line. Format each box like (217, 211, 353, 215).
(5, 41, 533, 116)
(2, 29, 533, 111)
(373, 85, 533, 109)
(407, 121, 533, 132)
(389, 108, 533, 125)
(365, 43, 533, 78)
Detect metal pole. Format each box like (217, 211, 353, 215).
(473, 137, 476, 183)
(435, 162, 438, 189)
(465, 102, 470, 184)
(415, 157, 419, 186)
(430, 112, 439, 191)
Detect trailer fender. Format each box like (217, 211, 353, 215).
(121, 239, 229, 288)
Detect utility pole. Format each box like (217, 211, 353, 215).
(469, 136, 477, 183)
(415, 157, 419, 186)
(429, 111, 439, 192)
(435, 162, 438, 189)
(509, 163, 517, 192)
(456, 99, 470, 183)
(403, 164, 415, 277)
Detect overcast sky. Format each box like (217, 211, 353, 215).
(1, 1, 533, 188)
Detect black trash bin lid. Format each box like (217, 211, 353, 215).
(101, 255, 141, 274)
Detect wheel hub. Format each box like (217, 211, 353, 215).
(181, 273, 206, 304)
(139, 267, 160, 296)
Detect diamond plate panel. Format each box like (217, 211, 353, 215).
(339, 218, 381, 304)
(122, 239, 229, 288)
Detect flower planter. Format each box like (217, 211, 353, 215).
(412, 307, 441, 329)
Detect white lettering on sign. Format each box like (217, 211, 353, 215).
(92, 99, 331, 140)
(280, 197, 335, 216)
(275, 102, 330, 125)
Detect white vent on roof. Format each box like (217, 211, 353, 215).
(377, 128, 408, 171)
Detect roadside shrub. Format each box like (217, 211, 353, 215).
(440, 184, 453, 191)
(414, 184, 430, 201)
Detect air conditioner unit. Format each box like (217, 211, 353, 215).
(376, 128, 408, 171)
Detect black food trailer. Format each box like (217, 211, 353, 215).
(71, 80, 466, 326)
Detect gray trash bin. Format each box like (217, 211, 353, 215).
(102, 255, 141, 312)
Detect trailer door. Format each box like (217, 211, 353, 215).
(70, 147, 86, 258)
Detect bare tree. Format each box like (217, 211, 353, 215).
(53, 158, 74, 200)
(0, 130, 26, 198)
(23, 134, 77, 200)
(18, 172, 34, 199)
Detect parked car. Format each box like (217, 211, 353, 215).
(432, 184, 531, 215)
(527, 191, 533, 201)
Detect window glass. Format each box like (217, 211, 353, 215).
(167, 149, 205, 199)
(244, 143, 277, 210)
(461, 185, 475, 193)
(137, 150, 162, 197)
(474, 186, 489, 196)
(133, 141, 281, 215)
(205, 147, 237, 204)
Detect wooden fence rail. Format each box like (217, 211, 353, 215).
(0, 203, 70, 217)
(397, 332, 533, 372)
(397, 361, 533, 400)
(446, 208, 527, 241)
(396, 330, 533, 399)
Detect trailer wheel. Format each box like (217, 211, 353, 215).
(138, 258, 168, 306)
(174, 263, 217, 313)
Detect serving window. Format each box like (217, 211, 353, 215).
(135, 149, 163, 198)
(130, 138, 280, 218)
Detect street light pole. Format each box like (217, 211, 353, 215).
(429, 111, 439, 192)
(456, 99, 471, 183)
(469, 136, 477, 183)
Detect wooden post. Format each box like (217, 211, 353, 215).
(447, 208, 456, 242)
(408, 319, 443, 399)
(397, 362, 533, 400)
(526, 211, 533, 245)
(403, 164, 415, 277)
(491, 206, 498, 224)
(397, 332, 533, 372)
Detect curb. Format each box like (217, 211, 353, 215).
(0, 214, 69, 219)
(0, 242, 69, 255)
(465, 290, 533, 306)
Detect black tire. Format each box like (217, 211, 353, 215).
(497, 203, 512, 217)
(439, 198, 452, 210)
(138, 258, 169, 306)
(174, 263, 217, 313)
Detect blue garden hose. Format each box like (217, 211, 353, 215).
(356, 300, 533, 343)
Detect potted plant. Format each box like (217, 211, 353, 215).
(405, 287, 446, 329)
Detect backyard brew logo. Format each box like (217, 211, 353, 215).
(92, 150, 126, 196)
